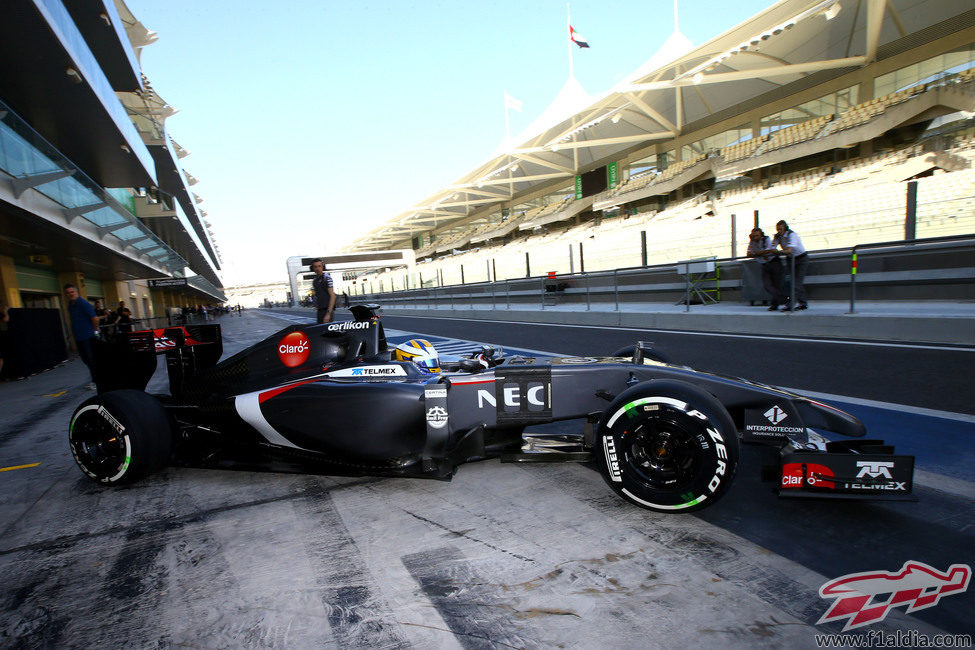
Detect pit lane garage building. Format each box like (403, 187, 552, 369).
(344, 0, 975, 294)
(0, 0, 224, 376)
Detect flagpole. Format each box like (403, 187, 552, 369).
(567, 3, 574, 80)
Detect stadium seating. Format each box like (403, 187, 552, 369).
(656, 154, 708, 183)
(721, 135, 768, 162)
(765, 114, 833, 152)
(827, 87, 923, 134)
(362, 128, 975, 296)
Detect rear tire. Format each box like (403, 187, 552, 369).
(596, 380, 739, 513)
(68, 390, 173, 485)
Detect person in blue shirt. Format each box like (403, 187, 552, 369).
(310, 258, 336, 323)
(64, 284, 99, 388)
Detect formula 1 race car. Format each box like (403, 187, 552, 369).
(68, 305, 915, 513)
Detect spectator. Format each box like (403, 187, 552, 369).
(768, 220, 809, 311)
(116, 300, 133, 332)
(310, 258, 336, 323)
(746, 227, 783, 311)
(0, 300, 8, 377)
(64, 284, 99, 389)
(92, 299, 109, 332)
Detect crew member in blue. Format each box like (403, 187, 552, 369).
(767, 220, 808, 311)
(310, 258, 337, 323)
(746, 226, 782, 310)
(64, 283, 100, 388)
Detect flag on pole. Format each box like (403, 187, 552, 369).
(503, 91, 523, 112)
(569, 25, 589, 48)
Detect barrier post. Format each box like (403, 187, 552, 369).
(682, 262, 691, 312)
(505, 280, 510, 310)
(585, 273, 591, 311)
(614, 269, 620, 311)
(849, 248, 858, 314)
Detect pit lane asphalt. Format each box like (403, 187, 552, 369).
(0, 308, 972, 648)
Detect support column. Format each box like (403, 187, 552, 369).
(0, 254, 22, 308)
(731, 213, 737, 258)
(905, 180, 918, 241)
(102, 280, 123, 309)
(151, 290, 168, 321)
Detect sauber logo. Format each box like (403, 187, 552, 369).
(764, 406, 788, 424)
(818, 561, 971, 631)
(278, 331, 311, 367)
(856, 460, 894, 479)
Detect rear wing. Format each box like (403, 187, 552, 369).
(93, 324, 222, 394)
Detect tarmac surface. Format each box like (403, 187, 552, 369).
(0, 307, 972, 648)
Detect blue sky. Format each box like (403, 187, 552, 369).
(127, 0, 773, 286)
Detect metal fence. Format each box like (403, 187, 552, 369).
(353, 234, 975, 311)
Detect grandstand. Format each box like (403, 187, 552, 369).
(340, 0, 975, 298)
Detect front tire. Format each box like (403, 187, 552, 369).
(68, 390, 173, 485)
(596, 380, 739, 513)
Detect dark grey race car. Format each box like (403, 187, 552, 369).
(68, 305, 914, 513)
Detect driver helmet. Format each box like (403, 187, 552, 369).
(393, 338, 440, 373)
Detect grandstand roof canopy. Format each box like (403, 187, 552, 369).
(343, 0, 974, 253)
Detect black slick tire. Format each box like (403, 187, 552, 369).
(596, 380, 739, 513)
(68, 389, 173, 485)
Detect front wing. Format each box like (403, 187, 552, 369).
(776, 439, 916, 500)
